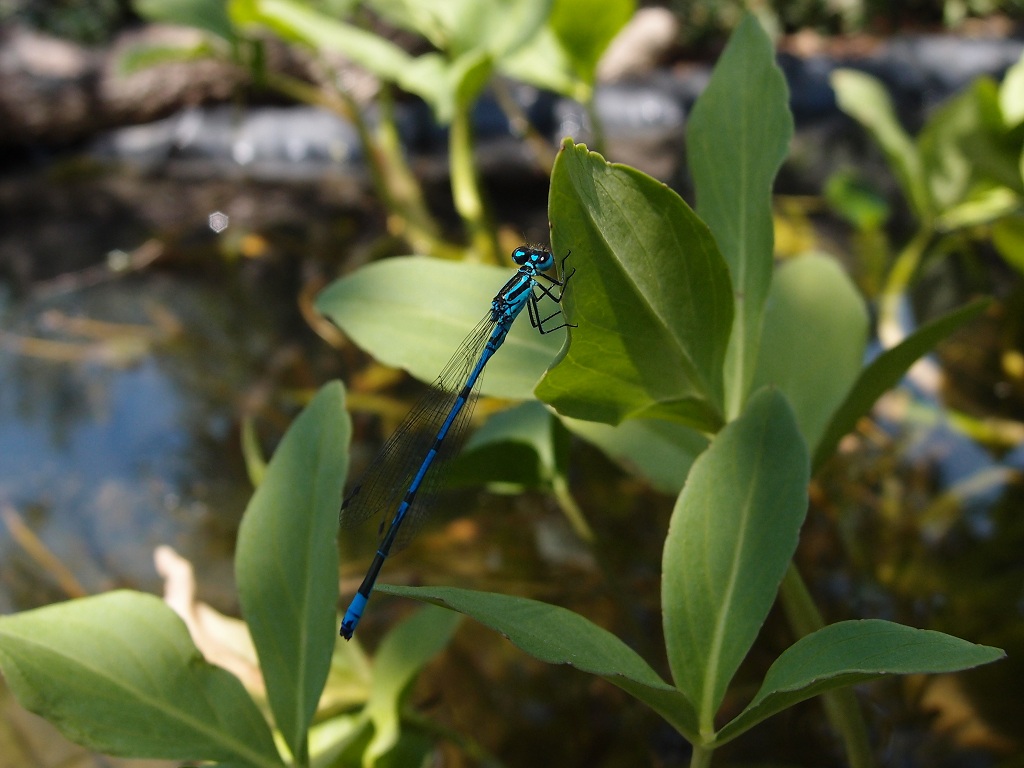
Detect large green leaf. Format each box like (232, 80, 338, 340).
(687, 14, 793, 417)
(540, 140, 734, 430)
(0, 591, 283, 767)
(378, 584, 699, 737)
(752, 254, 868, 453)
(662, 388, 809, 726)
(363, 606, 461, 765)
(315, 257, 567, 400)
(811, 299, 989, 472)
(716, 619, 1005, 743)
(236, 382, 349, 763)
(831, 69, 931, 221)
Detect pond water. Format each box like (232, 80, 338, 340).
(0, 162, 1021, 767)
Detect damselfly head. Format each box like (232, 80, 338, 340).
(511, 245, 554, 272)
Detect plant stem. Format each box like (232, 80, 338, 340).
(450, 104, 500, 263)
(780, 565, 875, 768)
(550, 473, 595, 543)
(877, 227, 932, 350)
(689, 744, 714, 768)
(491, 78, 557, 173)
(266, 73, 452, 258)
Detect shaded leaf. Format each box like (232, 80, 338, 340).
(135, 0, 236, 40)
(236, 382, 350, 762)
(663, 388, 809, 721)
(378, 584, 699, 737)
(717, 619, 1005, 743)
(752, 254, 868, 453)
(363, 606, 461, 765)
(562, 415, 708, 495)
(688, 14, 793, 414)
(811, 299, 989, 472)
(0, 592, 282, 767)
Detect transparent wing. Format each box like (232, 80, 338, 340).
(339, 314, 493, 552)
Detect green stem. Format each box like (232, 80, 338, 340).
(877, 227, 932, 349)
(584, 96, 606, 157)
(689, 743, 714, 768)
(780, 565, 875, 768)
(450, 104, 500, 263)
(550, 474, 595, 543)
(266, 73, 452, 258)
(491, 78, 557, 173)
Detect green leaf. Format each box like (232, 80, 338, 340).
(367, 0, 551, 61)
(450, 400, 558, 488)
(362, 606, 461, 764)
(117, 41, 218, 75)
(999, 51, 1024, 127)
(239, 0, 414, 83)
(687, 14, 793, 416)
(0, 591, 283, 767)
(752, 254, 868, 453)
(134, 0, 236, 40)
(811, 299, 989, 472)
(540, 140, 734, 431)
(549, 0, 635, 85)
(561, 415, 708, 495)
(378, 584, 699, 737)
(662, 388, 809, 726)
(236, 382, 350, 763)
(498, 25, 584, 100)
(919, 78, 1024, 208)
(831, 68, 931, 221)
(716, 619, 1005, 743)
(315, 257, 567, 400)
(993, 214, 1024, 274)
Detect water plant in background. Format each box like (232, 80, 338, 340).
(830, 55, 1024, 354)
(0, 12, 1008, 768)
(127, 0, 634, 262)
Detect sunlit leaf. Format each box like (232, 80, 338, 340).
(752, 254, 868, 453)
(549, 0, 635, 85)
(0, 592, 283, 767)
(688, 14, 793, 415)
(663, 388, 808, 721)
(541, 140, 733, 431)
(993, 214, 1024, 274)
(236, 382, 349, 763)
(832, 68, 931, 220)
(239, 0, 413, 81)
(999, 51, 1024, 127)
(716, 620, 1005, 743)
(316, 258, 567, 400)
